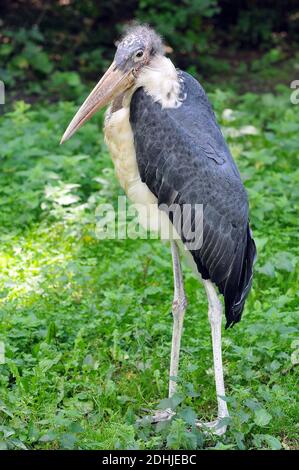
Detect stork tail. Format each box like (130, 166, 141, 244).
(220, 225, 256, 328)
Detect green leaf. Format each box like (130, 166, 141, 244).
(178, 407, 197, 426)
(291, 349, 299, 366)
(46, 321, 57, 343)
(157, 392, 184, 411)
(0, 441, 8, 450)
(60, 433, 77, 450)
(39, 431, 57, 442)
(254, 409, 272, 427)
(184, 382, 200, 398)
(171, 393, 185, 409)
(273, 251, 295, 272)
(38, 354, 62, 373)
(0, 44, 14, 57)
(157, 397, 173, 410)
(263, 434, 282, 450)
(256, 261, 275, 277)
(0, 401, 14, 418)
(56, 194, 80, 206)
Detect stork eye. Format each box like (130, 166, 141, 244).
(135, 50, 144, 59)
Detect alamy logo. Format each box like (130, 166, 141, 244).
(0, 341, 5, 364)
(290, 80, 299, 105)
(95, 196, 204, 250)
(0, 80, 4, 104)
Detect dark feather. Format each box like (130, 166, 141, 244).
(130, 71, 256, 327)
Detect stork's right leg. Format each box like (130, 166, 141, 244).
(151, 241, 187, 423)
(196, 279, 229, 435)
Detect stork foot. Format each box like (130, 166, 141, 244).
(150, 408, 175, 423)
(138, 408, 175, 425)
(196, 417, 227, 436)
(139, 409, 227, 435)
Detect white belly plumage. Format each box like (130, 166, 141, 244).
(104, 106, 176, 239)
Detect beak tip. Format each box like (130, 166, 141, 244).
(60, 132, 69, 145)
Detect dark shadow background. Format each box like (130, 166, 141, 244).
(1, 0, 299, 100)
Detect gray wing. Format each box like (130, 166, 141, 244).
(130, 71, 256, 327)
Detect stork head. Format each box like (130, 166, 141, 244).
(114, 25, 164, 74)
(60, 25, 164, 143)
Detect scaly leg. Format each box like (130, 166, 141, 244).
(151, 241, 187, 422)
(169, 240, 187, 397)
(196, 279, 229, 435)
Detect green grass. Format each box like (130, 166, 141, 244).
(0, 84, 298, 450)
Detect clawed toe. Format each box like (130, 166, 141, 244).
(138, 408, 175, 425)
(196, 418, 227, 436)
(138, 409, 228, 436)
(150, 408, 175, 423)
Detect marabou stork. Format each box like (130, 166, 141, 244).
(61, 25, 256, 435)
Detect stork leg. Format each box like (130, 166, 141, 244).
(151, 240, 187, 423)
(148, 251, 229, 433)
(169, 240, 187, 397)
(196, 279, 229, 435)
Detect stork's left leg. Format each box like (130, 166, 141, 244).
(168, 240, 187, 398)
(150, 240, 187, 423)
(197, 279, 229, 435)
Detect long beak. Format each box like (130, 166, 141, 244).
(60, 61, 134, 144)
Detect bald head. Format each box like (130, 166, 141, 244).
(114, 25, 165, 72)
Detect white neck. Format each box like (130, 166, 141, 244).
(135, 55, 182, 109)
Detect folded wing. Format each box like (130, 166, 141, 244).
(130, 72, 256, 327)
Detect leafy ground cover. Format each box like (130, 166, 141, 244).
(0, 78, 298, 449)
